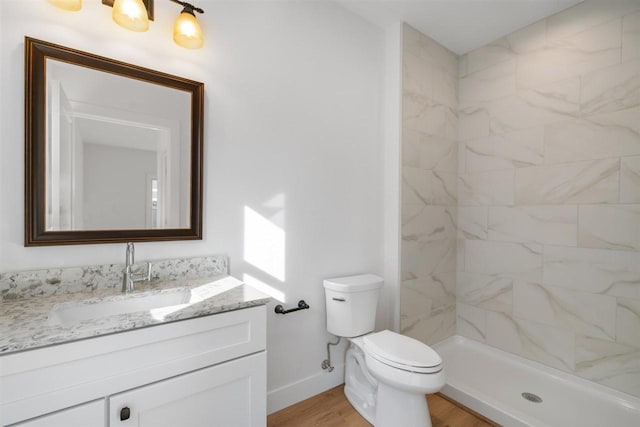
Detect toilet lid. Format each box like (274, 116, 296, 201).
(363, 330, 442, 374)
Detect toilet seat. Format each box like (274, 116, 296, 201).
(363, 330, 442, 374)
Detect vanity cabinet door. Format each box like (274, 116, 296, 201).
(109, 351, 266, 427)
(11, 399, 105, 427)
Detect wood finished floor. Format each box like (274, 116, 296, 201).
(267, 385, 498, 427)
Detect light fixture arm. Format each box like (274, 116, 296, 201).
(170, 0, 204, 15)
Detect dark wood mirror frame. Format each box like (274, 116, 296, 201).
(25, 37, 204, 246)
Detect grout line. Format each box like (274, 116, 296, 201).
(618, 158, 622, 203)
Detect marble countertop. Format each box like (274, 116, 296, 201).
(0, 275, 270, 355)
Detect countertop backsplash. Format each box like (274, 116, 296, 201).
(0, 255, 229, 302)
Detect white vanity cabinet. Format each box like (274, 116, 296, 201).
(109, 352, 265, 427)
(12, 400, 105, 427)
(0, 305, 267, 427)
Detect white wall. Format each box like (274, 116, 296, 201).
(83, 144, 156, 229)
(0, 0, 387, 411)
(382, 22, 403, 334)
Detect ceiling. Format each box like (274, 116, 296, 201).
(334, 0, 583, 54)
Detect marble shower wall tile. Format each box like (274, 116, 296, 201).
(457, 1, 640, 397)
(546, 0, 640, 42)
(401, 279, 433, 323)
(402, 239, 457, 279)
(403, 49, 434, 98)
(580, 60, 640, 115)
(401, 303, 456, 346)
(621, 156, 640, 202)
(517, 77, 581, 116)
(578, 205, 640, 251)
(506, 20, 547, 54)
(480, 92, 575, 135)
(401, 276, 456, 345)
(459, 107, 490, 141)
(458, 140, 467, 175)
(401, 289, 434, 344)
(543, 246, 640, 299)
(465, 19, 548, 75)
(623, 10, 640, 62)
(515, 159, 620, 205)
(456, 238, 465, 269)
(513, 282, 617, 340)
(486, 311, 576, 372)
(488, 205, 578, 246)
(458, 54, 468, 78)
(457, 303, 487, 343)
(457, 207, 488, 240)
(545, 107, 640, 164)
(457, 272, 513, 314)
(402, 167, 457, 206)
(617, 297, 640, 348)
(576, 335, 640, 397)
(517, 19, 622, 88)
(403, 24, 458, 76)
(401, 24, 458, 347)
(403, 93, 456, 138)
(465, 240, 542, 282)
(466, 37, 514, 75)
(402, 205, 457, 243)
(402, 129, 457, 172)
(402, 203, 424, 224)
(433, 67, 458, 110)
(402, 273, 456, 311)
(458, 170, 514, 206)
(465, 128, 544, 173)
(459, 59, 516, 107)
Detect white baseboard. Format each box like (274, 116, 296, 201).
(267, 363, 345, 414)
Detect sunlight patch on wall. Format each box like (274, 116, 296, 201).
(244, 205, 286, 281)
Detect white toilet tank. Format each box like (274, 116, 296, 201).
(323, 274, 383, 337)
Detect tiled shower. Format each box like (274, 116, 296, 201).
(401, 24, 459, 346)
(401, 0, 640, 398)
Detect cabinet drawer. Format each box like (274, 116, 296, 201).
(109, 352, 266, 427)
(1, 305, 266, 425)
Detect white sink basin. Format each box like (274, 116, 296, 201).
(48, 290, 191, 326)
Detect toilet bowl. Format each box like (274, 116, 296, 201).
(324, 274, 446, 427)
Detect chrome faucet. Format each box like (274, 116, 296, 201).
(122, 242, 152, 293)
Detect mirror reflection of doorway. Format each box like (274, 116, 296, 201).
(150, 178, 158, 229)
(45, 93, 172, 231)
(43, 56, 189, 232)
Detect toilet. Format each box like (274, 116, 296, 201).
(323, 274, 445, 427)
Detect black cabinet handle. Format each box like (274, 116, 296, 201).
(120, 406, 131, 421)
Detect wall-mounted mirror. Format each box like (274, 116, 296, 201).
(25, 37, 204, 246)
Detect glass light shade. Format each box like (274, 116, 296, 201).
(173, 12, 204, 49)
(47, 0, 82, 11)
(112, 0, 149, 32)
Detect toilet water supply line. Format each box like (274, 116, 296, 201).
(321, 336, 341, 372)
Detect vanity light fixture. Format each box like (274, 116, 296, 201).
(47, 0, 82, 11)
(170, 0, 205, 49)
(47, 0, 204, 49)
(111, 0, 150, 32)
